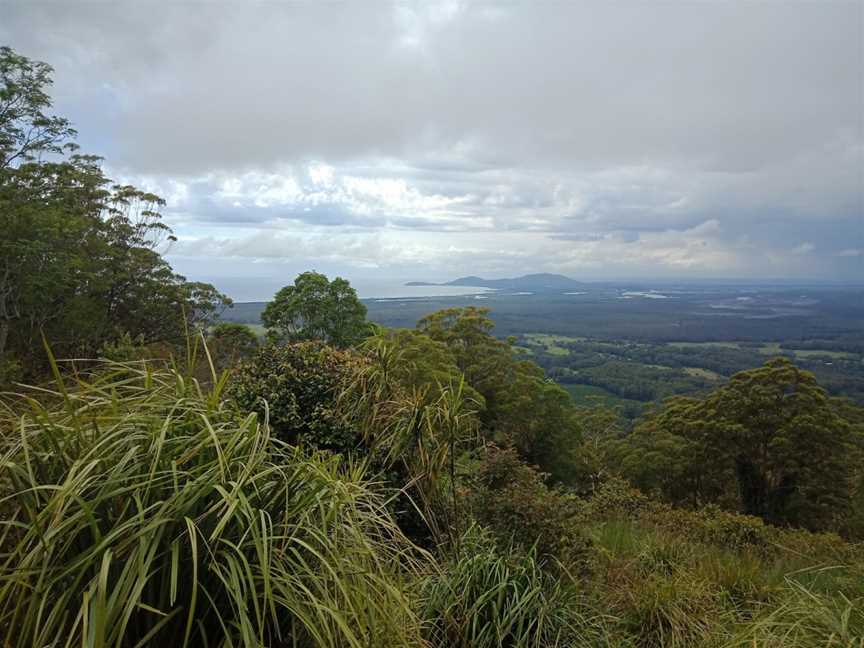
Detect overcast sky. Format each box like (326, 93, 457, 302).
(3, 1, 862, 298)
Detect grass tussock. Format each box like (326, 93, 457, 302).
(726, 579, 864, 647)
(419, 526, 611, 648)
(586, 518, 864, 647)
(0, 360, 424, 648)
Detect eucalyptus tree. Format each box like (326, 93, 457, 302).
(418, 307, 583, 485)
(0, 45, 76, 169)
(614, 358, 860, 531)
(262, 272, 369, 347)
(0, 47, 229, 381)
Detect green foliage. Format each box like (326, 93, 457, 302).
(261, 271, 368, 347)
(418, 307, 584, 485)
(0, 45, 76, 168)
(364, 326, 482, 402)
(582, 475, 652, 521)
(585, 477, 860, 564)
(470, 445, 589, 565)
(0, 48, 230, 382)
(419, 527, 596, 648)
(346, 334, 483, 546)
(0, 360, 424, 647)
(230, 341, 364, 454)
(98, 331, 165, 363)
(554, 359, 713, 402)
(207, 322, 259, 369)
(726, 581, 864, 647)
(641, 505, 773, 553)
(584, 501, 864, 648)
(606, 567, 736, 647)
(608, 358, 861, 533)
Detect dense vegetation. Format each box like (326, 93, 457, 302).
(2, 46, 863, 647)
(224, 287, 864, 408)
(0, 46, 229, 384)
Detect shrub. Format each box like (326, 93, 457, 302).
(229, 341, 365, 454)
(583, 475, 651, 521)
(641, 505, 773, 551)
(0, 361, 423, 647)
(470, 445, 589, 565)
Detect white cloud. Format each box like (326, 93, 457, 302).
(791, 243, 816, 255)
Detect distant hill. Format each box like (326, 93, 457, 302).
(406, 273, 583, 292)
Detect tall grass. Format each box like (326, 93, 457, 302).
(419, 527, 612, 648)
(725, 578, 864, 647)
(0, 359, 423, 647)
(588, 517, 864, 648)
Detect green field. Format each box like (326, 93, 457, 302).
(523, 333, 585, 356)
(683, 366, 724, 380)
(563, 383, 645, 411)
(668, 341, 858, 361)
(668, 341, 743, 350)
(789, 349, 859, 360)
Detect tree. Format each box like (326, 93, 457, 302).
(0, 48, 230, 380)
(0, 46, 76, 170)
(262, 272, 368, 347)
(417, 307, 583, 485)
(207, 322, 259, 369)
(615, 358, 859, 532)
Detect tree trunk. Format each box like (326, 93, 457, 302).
(0, 320, 8, 360)
(736, 457, 767, 519)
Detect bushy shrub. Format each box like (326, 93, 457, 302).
(0, 361, 423, 647)
(230, 341, 365, 454)
(641, 503, 860, 565)
(582, 475, 651, 521)
(470, 445, 589, 565)
(207, 322, 260, 369)
(641, 504, 773, 551)
(584, 478, 861, 564)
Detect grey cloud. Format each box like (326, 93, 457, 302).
(2, 1, 861, 280)
(4, 2, 858, 174)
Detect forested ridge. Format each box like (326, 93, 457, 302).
(1, 47, 863, 648)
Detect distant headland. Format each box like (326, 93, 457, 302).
(406, 273, 583, 292)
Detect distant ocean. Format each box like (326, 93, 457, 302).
(204, 277, 490, 302)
